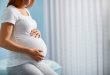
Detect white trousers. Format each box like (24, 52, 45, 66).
(7, 61, 58, 75)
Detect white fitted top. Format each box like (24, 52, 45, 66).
(0, 5, 47, 67)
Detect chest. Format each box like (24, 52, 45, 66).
(15, 17, 37, 30)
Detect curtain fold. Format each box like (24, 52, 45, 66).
(43, 0, 110, 75)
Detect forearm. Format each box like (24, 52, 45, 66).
(0, 39, 31, 55)
(0, 23, 32, 55)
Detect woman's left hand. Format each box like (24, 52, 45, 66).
(30, 29, 41, 38)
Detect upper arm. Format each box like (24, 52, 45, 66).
(0, 23, 14, 41)
(0, 7, 17, 42)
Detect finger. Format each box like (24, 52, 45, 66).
(37, 34, 40, 38)
(34, 58, 41, 62)
(32, 29, 37, 32)
(35, 34, 40, 38)
(34, 51, 44, 57)
(33, 33, 38, 37)
(34, 49, 43, 53)
(38, 50, 43, 52)
(30, 31, 36, 36)
(32, 54, 43, 61)
(35, 56, 44, 61)
(38, 54, 44, 57)
(38, 34, 40, 38)
(37, 56, 44, 59)
(37, 34, 40, 37)
(35, 32, 39, 35)
(30, 32, 34, 36)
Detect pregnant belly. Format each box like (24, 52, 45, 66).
(13, 36, 47, 56)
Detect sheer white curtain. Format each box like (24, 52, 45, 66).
(43, 0, 110, 75)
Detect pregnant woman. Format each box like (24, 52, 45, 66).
(0, 0, 58, 75)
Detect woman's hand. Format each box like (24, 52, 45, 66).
(30, 29, 41, 38)
(28, 48, 44, 62)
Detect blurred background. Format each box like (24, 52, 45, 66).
(1, 0, 110, 75)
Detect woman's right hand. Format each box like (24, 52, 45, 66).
(30, 29, 41, 38)
(28, 48, 44, 62)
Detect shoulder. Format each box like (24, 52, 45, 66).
(7, 6, 15, 12)
(3, 5, 17, 15)
(0, 5, 19, 25)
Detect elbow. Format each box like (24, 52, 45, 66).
(0, 38, 10, 48)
